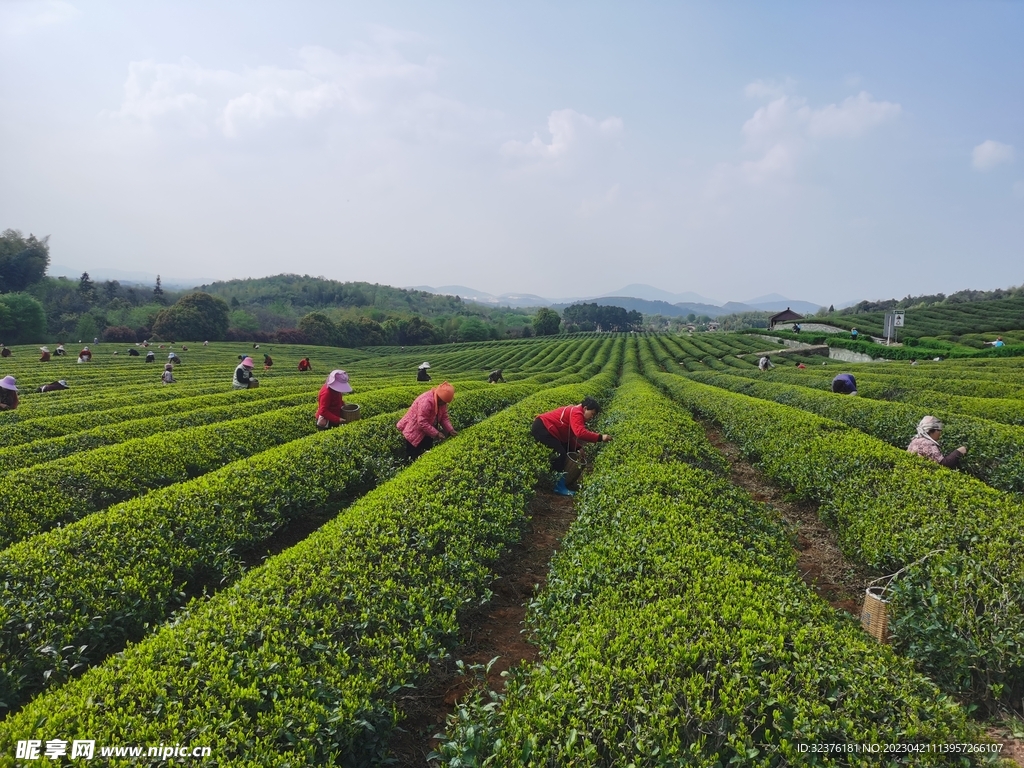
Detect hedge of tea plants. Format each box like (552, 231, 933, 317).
(641, 350, 1024, 713)
(433, 369, 992, 766)
(0, 365, 619, 766)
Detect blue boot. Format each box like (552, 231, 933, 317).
(553, 475, 575, 497)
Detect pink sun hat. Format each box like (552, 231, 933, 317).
(326, 369, 353, 393)
(0, 375, 18, 392)
(241, 357, 254, 368)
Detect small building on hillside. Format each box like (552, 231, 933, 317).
(707, 321, 720, 331)
(768, 308, 804, 330)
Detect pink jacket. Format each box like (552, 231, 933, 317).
(907, 435, 943, 462)
(396, 389, 455, 447)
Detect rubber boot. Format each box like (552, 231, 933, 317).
(553, 474, 575, 497)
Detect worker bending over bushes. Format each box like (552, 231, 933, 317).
(531, 397, 611, 496)
(316, 370, 354, 429)
(397, 381, 457, 459)
(907, 415, 967, 468)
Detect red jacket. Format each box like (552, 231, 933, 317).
(537, 405, 601, 450)
(316, 384, 345, 426)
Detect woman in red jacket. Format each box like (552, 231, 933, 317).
(532, 397, 611, 495)
(315, 369, 354, 428)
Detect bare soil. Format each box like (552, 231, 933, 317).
(704, 426, 1024, 766)
(387, 488, 577, 767)
(704, 426, 876, 615)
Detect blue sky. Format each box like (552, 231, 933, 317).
(1, 1, 1020, 305)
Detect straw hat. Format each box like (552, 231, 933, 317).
(40, 346, 50, 353)
(435, 381, 455, 403)
(326, 369, 353, 393)
(0, 375, 17, 392)
(418, 362, 431, 369)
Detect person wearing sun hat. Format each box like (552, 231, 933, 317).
(0, 375, 19, 411)
(314, 369, 354, 428)
(417, 361, 432, 382)
(232, 356, 259, 389)
(396, 381, 457, 459)
(39, 346, 51, 362)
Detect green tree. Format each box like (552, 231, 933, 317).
(75, 313, 99, 342)
(151, 292, 230, 340)
(298, 312, 338, 346)
(533, 307, 561, 336)
(459, 317, 491, 341)
(153, 275, 166, 305)
(0, 230, 50, 293)
(0, 293, 48, 343)
(78, 272, 96, 305)
(228, 310, 260, 335)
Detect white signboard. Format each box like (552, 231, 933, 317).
(893, 311, 905, 327)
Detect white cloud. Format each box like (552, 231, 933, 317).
(972, 140, 1015, 171)
(107, 34, 445, 140)
(743, 78, 796, 100)
(501, 109, 623, 161)
(717, 88, 901, 192)
(806, 92, 902, 138)
(0, 0, 79, 36)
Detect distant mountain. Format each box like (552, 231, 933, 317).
(411, 283, 823, 316)
(561, 297, 691, 317)
(48, 264, 210, 289)
(601, 284, 721, 305)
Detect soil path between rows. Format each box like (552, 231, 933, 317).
(387, 488, 576, 766)
(704, 424, 1024, 766)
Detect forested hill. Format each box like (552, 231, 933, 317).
(196, 275, 467, 317)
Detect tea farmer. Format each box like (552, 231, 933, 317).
(77, 346, 92, 363)
(417, 362, 432, 382)
(38, 379, 69, 393)
(315, 369, 354, 429)
(396, 381, 457, 459)
(263, 353, 273, 372)
(145, 350, 155, 363)
(162, 364, 176, 384)
(488, 369, 505, 384)
(233, 357, 258, 389)
(758, 355, 775, 371)
(831, 373, 858, 395)
(168, 352, 182, 365)
(990, 336, 1005, 348)
(298, 357, 312, 372)
(39, 346, 51, 362)
(907, 415, 966, 468)
(0, 346, 10, 358)
(531, 397, 611, 496)
(850, 328, 859, 340)
(55, 344, 66, 356)
(0, 375, 18, 410)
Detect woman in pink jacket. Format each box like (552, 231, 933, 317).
(396, 381, 457, 459)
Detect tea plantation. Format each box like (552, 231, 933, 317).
(0, 334, 1020, 765)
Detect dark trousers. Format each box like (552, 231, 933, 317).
(406, 436, 434, 460)
(532, 418, 568, 472)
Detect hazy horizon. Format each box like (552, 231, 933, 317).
(3, 1, 1021, 305)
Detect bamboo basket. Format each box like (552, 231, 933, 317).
(342, 404, 361, 423)
(564, 451, 585, 487)
(860, 586, 891, 643)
